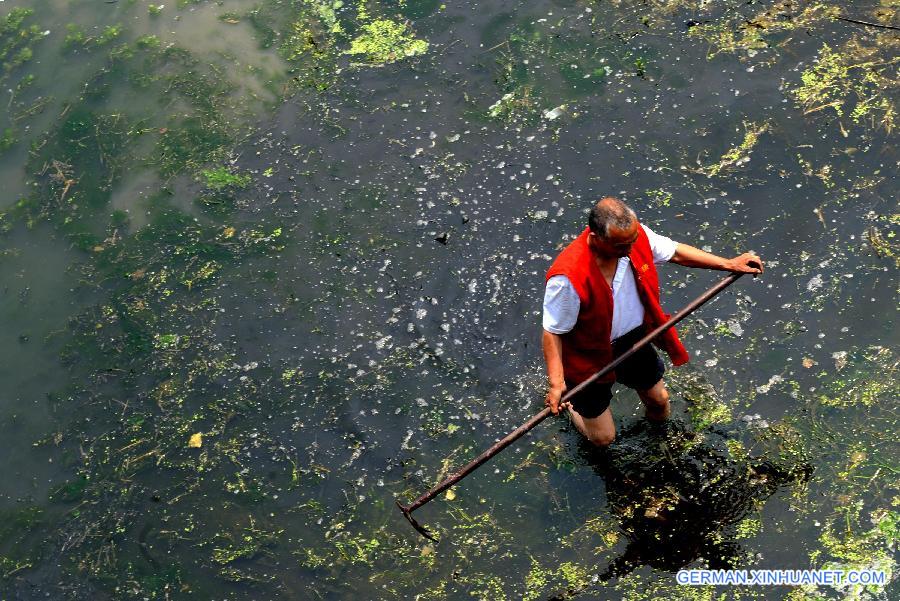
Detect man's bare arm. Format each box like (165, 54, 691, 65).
(542, 329, 568, 414)
(669, 243, 763, 274)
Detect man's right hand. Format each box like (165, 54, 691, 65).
(545, 385, 568, 415)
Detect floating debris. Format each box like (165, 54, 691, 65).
(543, 104, 567, 120)
(832, 350, 848, 371)
(0, 0, 896, 597)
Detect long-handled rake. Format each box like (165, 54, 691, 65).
(397, 271, 748, 540)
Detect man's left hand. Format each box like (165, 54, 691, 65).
(725, 252, 764, 274)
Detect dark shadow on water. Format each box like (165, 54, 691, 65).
(568, 418, 812, 588)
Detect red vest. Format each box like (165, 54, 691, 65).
(545, 224, 689, 385)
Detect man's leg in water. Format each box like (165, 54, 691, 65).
(637, 378, 670, 421)
(566, 404, 616, 447)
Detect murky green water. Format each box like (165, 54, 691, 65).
(0, 1, 897, 599)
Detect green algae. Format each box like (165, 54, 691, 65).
(485, 88, 540, 124)
(63, 23, 123, 52)
(693, 121, 769, 178)
(0, 2, 334, 595)
(200, 166, 252, 190)
(811, 502, 896, 597)
(0, 128, 16, 154)
(689, 1, 838, 61)
(273, 0, 432, 95)
(668, 369, 732, 431)
(734, 517, 762, 540)
(816, 346, 897, 408)
(0, 1, 897, 598)
(791, 38, 900, 133)
(683, 1, 900, 133)
(345, 18, 428, 64)
(0, 6, 44, 160)
(522, 557, 590, 600)
(1, 8, 43, 82)
(209, 517, 282, 565)
(27, 199, 288, 588)
(0, 505, 44, 580)
(803, 409, 896, 516)
(477, 13, 654, 124)
(0, 30, 268, 248)
(306, 0, 345, 35)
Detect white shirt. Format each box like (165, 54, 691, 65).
(543, 225, 677, 340)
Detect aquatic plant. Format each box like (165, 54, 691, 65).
(0, 128, 15, 154)
(811, 501, 896, 598)
(792, 39, 900, 132)
(816, 346, 897, 408)
(63, 23, 122, 52)
(307, 0, 345, 35)
(688, 1, 838, 61)
(200, 166, 252, 190)
(865, 215, 900, 268)
(485, 88, 539, 124)
(345, 18, 428, 64)
(0, 1, 897, 598)
(0, 8, 43, 82)
(692, 121, 769, 178)
(669, 368, 732, 431)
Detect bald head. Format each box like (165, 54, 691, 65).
(589, 197, 637, 239)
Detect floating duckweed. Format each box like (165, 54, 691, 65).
(644, 188, 672, 208)
(817, 346, 897, 408)
(307, 0, 345, 35)
(200, 166, 252, 190)
(0, 0, 896, 597)
(523, 557, 554, 601)
(281, 368, 304, 384)
(725, 439, 748, 461)
(558, 561, 591, 591)
(791, 39, 899, 132)
(813, 503, 896, 596)
(734, 517, 762, 540)
(345, 18, 428, 64)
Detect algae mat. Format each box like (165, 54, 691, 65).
(0, 1, 897, 599)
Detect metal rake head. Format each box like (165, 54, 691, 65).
(396, 500, 437, 541)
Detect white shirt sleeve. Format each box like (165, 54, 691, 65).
(642, 224, 678, 263)
(543, 275, 581, 334)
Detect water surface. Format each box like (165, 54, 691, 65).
(0, 1, 897, 599)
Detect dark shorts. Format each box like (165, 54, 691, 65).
(567, 325, 666, 419)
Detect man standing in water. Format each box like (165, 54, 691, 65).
(543, 197, 762, 447)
